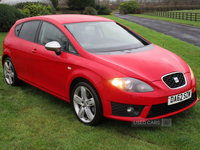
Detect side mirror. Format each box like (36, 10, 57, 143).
(45, 41, 61, 55)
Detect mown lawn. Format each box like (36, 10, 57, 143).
(130, 14, 200, 27)
(0, 16, 200, 150)
(171, 10, 200, 13)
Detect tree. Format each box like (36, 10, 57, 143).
(67, 0, 95, 10)
(172, 0, 180, 6)
(49, 0, 59, 9)
(164, 0, 170, 5)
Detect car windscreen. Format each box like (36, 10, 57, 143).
(64, 22, 146, 53)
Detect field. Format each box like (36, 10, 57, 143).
(0, 16, 200, 150)
(171, 10, 200, 13)
(131, 14, 200, 27)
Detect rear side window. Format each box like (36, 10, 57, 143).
(19, 21, 40, 42)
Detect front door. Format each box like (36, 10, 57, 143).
(31, 21, 70, 98)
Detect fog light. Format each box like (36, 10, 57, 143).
(127, 107, 134, 113)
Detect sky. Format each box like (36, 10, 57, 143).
(0, 0, 119, 5)
(0, 0, 49, 5)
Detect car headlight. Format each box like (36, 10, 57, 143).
(188, 65, 194, 80)
(109, 77, 154, 92)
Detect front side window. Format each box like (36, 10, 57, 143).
(65, 22, 146, 53)
(38, 22, 68, 51)
(19, 21, 40, 42)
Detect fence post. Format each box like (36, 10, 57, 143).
(195, 13, 197, 22)
(190, 13, 192, 21)
(186, 13, 188, 20)
(182, 12, 184, 20)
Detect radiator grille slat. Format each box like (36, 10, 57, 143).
(147, 92, 196, 118)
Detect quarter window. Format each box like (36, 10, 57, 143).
(19, 21, 40, 42)
(15, 24, 22, 37)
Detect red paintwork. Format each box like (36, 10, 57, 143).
(2, 15, 198, 122)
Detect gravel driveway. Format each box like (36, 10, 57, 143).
(114, 13, 200, 47)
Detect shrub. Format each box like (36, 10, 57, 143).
(18, 2, 53, 17)
(0, 4, 24, 32)
(98, 5, 112, 15)
(50, 0, 59, 9)
(119, 0, 139, 14)
(96, 4, 100, 11)
(14, 2, 49, 9)
(67, 0, 95, 10)
(83, 7, 98, 15)
(89, 0, 96, 9)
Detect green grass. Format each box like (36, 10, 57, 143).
(0, 33, 7, 56)
(1, 16, 200, 149)
(171, 10, 200, 13)
(130, 14, 200, 27)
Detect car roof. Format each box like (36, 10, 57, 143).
(16, 14, 113, 25)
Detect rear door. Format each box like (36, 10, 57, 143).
(10, 21, 40, 82)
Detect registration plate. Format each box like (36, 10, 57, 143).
(168, 90, 192, 105)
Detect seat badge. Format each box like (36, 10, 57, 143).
(173, 77, 179, 83)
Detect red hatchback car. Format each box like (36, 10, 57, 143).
(2, 15, 199, 125)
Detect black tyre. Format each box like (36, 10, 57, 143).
(3, 57, 20, 86)
(72, 82, 103, 126)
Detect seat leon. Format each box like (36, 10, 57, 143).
(2, 14, 199, 126)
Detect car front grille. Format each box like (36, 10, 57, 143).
(111, 102, 145, 117)
(147, 92, 197, 118)
(162, 72, 186, 89)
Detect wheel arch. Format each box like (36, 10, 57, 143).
(2, 55, 10, 66)
(69, 77, 102, 105)
(2, 49, 17, 73)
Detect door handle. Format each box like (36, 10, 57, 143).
(31, 49, 37, 53)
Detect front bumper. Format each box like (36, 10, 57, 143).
(97, 74, 199, 122)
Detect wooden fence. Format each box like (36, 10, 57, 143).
(154, 12, 200, 22)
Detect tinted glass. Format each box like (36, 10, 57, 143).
(15, 24, 22, 37)
(19, 21, 40, 42)
(38, 22, 68, 51)
(65, 22, 145, 53)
